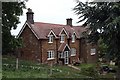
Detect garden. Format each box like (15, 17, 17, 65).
(2, 55, 117, 79)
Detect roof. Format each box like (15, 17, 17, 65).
(58, 43, 70, 52)
(18, 20, 85, 39)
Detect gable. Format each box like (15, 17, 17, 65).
(17, 21, 39, 39)
(59, 28, 69, 38)
(21, 25, 38, 41)
(64, 46, 70, 51)
(47, 29, 57, 38)
(58, 43, 70, 52)
(72, 32, 78, 39)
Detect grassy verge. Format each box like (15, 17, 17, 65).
(2, 56, 88, 78)
(2, 55, 116, 79)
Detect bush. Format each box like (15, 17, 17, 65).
(80, 66, 99, 78)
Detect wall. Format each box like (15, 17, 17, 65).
(41, 38, 57, 64)
(69, 39, 80, 64)
(20, 25, 41, 62)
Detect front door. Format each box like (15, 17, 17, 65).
(64, 51, 69, 64)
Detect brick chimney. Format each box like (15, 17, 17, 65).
(26, 8, 34, 24)
(66, 18, 72, 26)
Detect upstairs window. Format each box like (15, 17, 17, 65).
(60, 34, 65, 43)
(47, 50, 54, 60)
(90, 48, 96, 55)
(71, 48, 76, 56)
(48, 34, 53, 43)
(72, 34, 75, 43)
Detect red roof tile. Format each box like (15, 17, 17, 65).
(25, 21, 85, 39)
(58, 43, 70, 52)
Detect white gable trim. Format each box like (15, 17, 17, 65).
(47, 29, 57, 38)
(63, 44, 70, 51)
(17, 21, 39, 39)
(73, 32, 78, 38)
(59, 28, 69, 38)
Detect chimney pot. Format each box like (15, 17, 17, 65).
(66, 18, 72, 26)
(26, 8, 34, 24)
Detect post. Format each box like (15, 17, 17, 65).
(15, 49, 19, 70)
(50, 62, 53, 75)
(16, 58, 18, 70)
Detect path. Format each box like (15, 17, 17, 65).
(68, 64, 81, 71)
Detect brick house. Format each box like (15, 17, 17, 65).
(18, 8, 98, 65)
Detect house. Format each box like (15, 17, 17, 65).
(18, 8, 98, 65)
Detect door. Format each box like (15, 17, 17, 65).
(64, 51, 69, 64)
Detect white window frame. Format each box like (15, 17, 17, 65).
(71, 48, 76, 56)
(48, 34, 53, 43)
(90, 48, 96, 55)
(60, 34, 65, 43)
(59, 52, 64, 58)
(47, 50, 54, 60)
(72, 34, 75, 43)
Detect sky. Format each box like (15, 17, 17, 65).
(11, 0, 86, 36)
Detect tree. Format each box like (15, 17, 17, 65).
(2, 2, 26, 54)
(98, 38, 108, 59)
(74, 1, 120, 78)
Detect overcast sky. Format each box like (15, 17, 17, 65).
(11, 0, 86, 36)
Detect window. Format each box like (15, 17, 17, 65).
(59, 52, 64, 58)
(47, 50, 54, 60)
(71, 48, 76, 56)
(90, 48, 96, 55)
(48, 34, 53, 43)
(60, 34, 65, 43)
(72, 34, 75, 43)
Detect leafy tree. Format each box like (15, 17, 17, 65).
(74, 1, 120, 78)
(2, 2, 26, 54)
(98, 38, 108, 59)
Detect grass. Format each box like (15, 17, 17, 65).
(75, 63, 117, 79)
(77, 63, 96, 69)
(2, 55, 117, 79)
(2, 55, 88, 78)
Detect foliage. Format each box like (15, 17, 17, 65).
(81, 67, 98, 79)
(98, 38, 108, 58)
(74, 1, 120, 64)
(2, 2, 26, 54)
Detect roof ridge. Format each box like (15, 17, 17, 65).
(35, 22, 67, 26)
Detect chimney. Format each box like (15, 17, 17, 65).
(26, 8, 34, 24)
(66, 18, 72, 26)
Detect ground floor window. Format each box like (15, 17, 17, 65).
(47, 50, 54, 60)
(59, 52, 64, 58)
(71, 48, 76, 56)
(90, 48, 96, 55)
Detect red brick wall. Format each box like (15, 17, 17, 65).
(69, 39, 80, 64)
(20, 25, 41, 62)
(41, 39, 57, 64)
(86, 44, 98, 63)
(80, 39, 98, 63)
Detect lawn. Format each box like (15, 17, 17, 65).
(2, 55, 117, 79)
(2, 55, 87, 78)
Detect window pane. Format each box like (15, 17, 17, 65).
(60, 34, 65, 42)
(71, 48, 76, 56)
(91, 48, 96, 55)
(72, 34, 75, 42)
(49, 35, 53, 43)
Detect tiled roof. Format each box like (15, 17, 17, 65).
(58, 43, 70, 52)
(27, 21, 85, 39)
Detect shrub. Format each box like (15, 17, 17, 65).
(80, 66, 99, 79)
